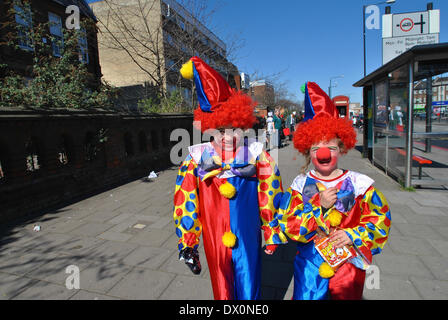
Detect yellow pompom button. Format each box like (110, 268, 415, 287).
(219, 181, 236, 199)
(222, 231, 237, 248)
(319, 262, 335, 278)
(328, 210, 342, 227)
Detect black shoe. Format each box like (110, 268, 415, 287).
(179, 247, 201, 275)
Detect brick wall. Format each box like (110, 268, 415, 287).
(0, 108, 193, 224)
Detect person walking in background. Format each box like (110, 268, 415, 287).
(266, 111, 275, 148)
(286, 111, 297, 140)
(273, 108, 282, 148)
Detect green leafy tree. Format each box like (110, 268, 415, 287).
(0, 2, 116, 109)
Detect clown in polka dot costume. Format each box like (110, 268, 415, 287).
(278, 82, 391, 300)
(173, 56, 287, 300)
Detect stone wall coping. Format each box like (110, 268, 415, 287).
(0, 107, 193, 120)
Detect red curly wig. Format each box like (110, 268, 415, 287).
(193, 91, 257, 132)
(293, 115, 357, 154)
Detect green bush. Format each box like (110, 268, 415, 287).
(137, 89, 186, 113)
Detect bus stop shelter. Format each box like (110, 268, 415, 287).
(354, 43, 448, 189)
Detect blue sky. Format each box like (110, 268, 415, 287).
(86, 0, 448, 104)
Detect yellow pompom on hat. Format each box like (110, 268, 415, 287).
(222, 231, 237, 248)
(179, 56, 257, 133)
(180, 59, 194, 80)
(319, 262, 335, 278)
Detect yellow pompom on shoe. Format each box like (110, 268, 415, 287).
(219, 182, 236, 199)
(328, 210, 342, 227)
(222, 231, 237, 248)
(180, 59, 194, 79)
(319, 262, 335, 278)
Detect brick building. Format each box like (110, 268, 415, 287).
(0, 0, 101, 81)
(249, 79, 275, 117)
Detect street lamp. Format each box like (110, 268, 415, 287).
(329, 75, 344, 98)
(363, 0, 396, 77)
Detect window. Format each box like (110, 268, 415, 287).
(78, 28, 89, 63)
(165, 59, 176, 71)
(164, 33, 174, 46)
(177, 17, 185, 31)
(14, 1, 33, 51)
(180, 43, 189, 54)
(167, 84, 177, 94)
(182, 87, 191, 104)
(48, 13, 63, 57)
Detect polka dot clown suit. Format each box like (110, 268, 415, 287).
(173, 57, 287, 300)
(279, 171, 391, 300)
(278, 82, 391, 300)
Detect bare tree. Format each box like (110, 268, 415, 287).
(92, 0, 167, 96)
(91, 0, 238, 111)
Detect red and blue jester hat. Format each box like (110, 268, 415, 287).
(294, 82, 356, 155)
(180, 56, 257, 132)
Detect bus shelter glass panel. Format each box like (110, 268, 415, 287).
(387, 64, 408, 181)
(365, 86, 373, 150)
(412, 71, 448, 186)
(372, 80, 387, 171)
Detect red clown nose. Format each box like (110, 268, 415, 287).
(316, 147, 331, 163)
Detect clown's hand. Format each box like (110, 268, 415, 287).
(179, 247, 201, 275)
(319, 186, 338, 209)
(264, 244, 278, 255)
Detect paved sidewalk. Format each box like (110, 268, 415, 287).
(0, 135, 447, 300)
